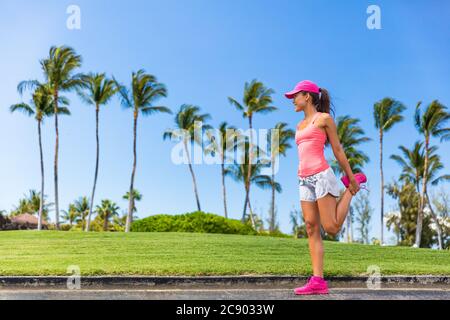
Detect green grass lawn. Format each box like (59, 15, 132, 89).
(0, 231, 449, 276)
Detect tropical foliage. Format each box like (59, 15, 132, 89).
(6, 45, 450, 249)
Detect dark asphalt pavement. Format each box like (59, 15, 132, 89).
(0, 287, 449, 300)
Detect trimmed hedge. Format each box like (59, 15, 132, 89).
(131, 211, 257, 235)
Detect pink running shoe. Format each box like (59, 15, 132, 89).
(294, 276, 329, 295)
(340, 172, 369, 192)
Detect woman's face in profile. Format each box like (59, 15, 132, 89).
(293, 92, 308, 112)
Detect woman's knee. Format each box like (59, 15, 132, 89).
(323, 223, 341, 237)
(305, 220, 320, 237)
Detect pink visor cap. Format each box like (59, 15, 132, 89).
(284, 80, 320, 99)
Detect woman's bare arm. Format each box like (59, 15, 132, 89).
(322, 113, 355, 181)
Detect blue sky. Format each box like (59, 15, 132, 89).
(1, 0, 449, 242)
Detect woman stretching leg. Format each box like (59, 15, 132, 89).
(284, 80, 368, 295)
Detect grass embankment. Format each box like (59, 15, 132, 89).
(0, 231, 448, 276)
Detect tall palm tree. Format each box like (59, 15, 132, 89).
(78, 73, 117, 232)
(114, 69, 171, 232)
(163, 104, 212, 211)
(19, 46, 84, 229)
(123, 189, 142, 213)
(95, 199, 120, 231)
(266, 122, 294, 232)
(373, 98, 406, 244)
(414, 100, 450, 247)
(204, 122, 242, 218)
(391, 141, 450, 249)
(228, 80, 277, 220)
(10, 84, 69, 230)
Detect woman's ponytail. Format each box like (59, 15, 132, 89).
(300, 85, 335, 117)
(317, 87, 335, 117)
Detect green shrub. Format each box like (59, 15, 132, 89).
(257, 230, 291, 238)
(131, 211, 257, 235)
(59, 224, 72, 231)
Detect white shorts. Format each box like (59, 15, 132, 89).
(298, 167, 341, 202)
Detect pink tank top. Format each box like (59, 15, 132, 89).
(295, 112, 330, 177)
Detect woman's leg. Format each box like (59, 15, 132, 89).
(317, 189, 354, 236)
(301, 200, 323, 277)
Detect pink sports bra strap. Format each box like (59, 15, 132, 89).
(311, 112, 321, 124)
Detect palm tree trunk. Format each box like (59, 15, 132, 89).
(379, 131, 384, 244)
(247, 197, 256, 228)
(184, 140, 201, 211)
(425, 190, 443, 250)
(270, 159, 276, 233)
(242, 189, 249, 222)
(415, 180, 422, 247)
(103, 213, 109, 231)
(37, 120, 44, 231)
(221, 161, 228, 219)
(86, 105, 100, 232)
(415, 137, 429, 247)
(125, 112, 138, 232)
(54, 90, 60, 230)
(244, 117, 254, 222)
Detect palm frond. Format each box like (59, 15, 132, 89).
(10, 103, 34, 116)
(141, 106, 172, 116)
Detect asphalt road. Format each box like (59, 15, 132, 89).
(0, 287, 449, 300)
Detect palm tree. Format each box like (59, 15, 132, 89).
(123, 189, 142, 213)
(423, 148, 450, 249)
(329, 115, 371, 243)
(163, 104, 212, 211)
(228, 162, 272, 229)
(390, 141, 426, 190)
(10, 190, 52, 220)
(114, 69, 171, 232)
(266, 122, 295, 232)
(61, 204, 80, 226)
(10, 84, 69, 230)
(373, 98, 406, 244)
(203, 122, 243, 218)
(253, 171, 282, 232)
(95, 199, 120, 231)
(78, 73, 117, 232)
(19, 46, 84, 229)
(329, 115, 371, 174)
(391, 141, 427, 245)
(414, 100, 450, 247)
(227, 137, 267, 228)
(390, 141, 449, 248)
(228, 80, 277, 220)
(73, 196, 90, 230)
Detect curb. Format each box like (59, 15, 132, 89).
(0, 275, 449, 289)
